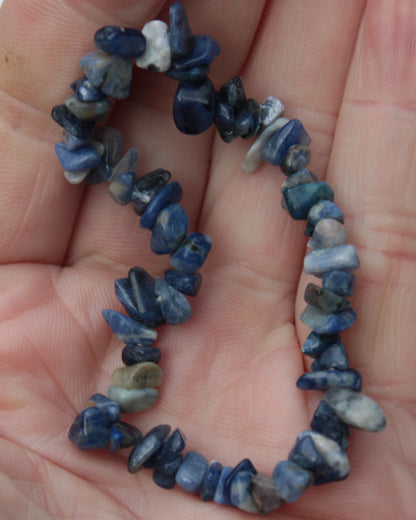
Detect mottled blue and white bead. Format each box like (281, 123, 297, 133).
(323, 388, 387, 432)
(304, 244, 360, 276)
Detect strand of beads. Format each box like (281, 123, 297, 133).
(52, 2, 386, 515)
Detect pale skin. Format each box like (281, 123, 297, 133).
(0, 0, 415, 518)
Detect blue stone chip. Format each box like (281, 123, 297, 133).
(172, 34, 221, 70)
(51, 104, 95, 140)
(109, 421, 142, 452)
(101, 309, 157, 345)
(55, 142, 101, 172)
(310, 401, 350, 451)
(200, 460, 223, 501)
(322, 270, 356, 297)
(300, 305, 357, 334)
(128, 424, 171, 473)
(86, 393, 121, 424)
(153, 455, 183, 489)
(175, 450, 209, 494)
(140, 182, 183, 229)
(170, 232, 212, 273)
(261, 119, 311, 165)
(94, 26, 146, 57)
(283, 182, 334, 220)
(68, 407, 112, 450)
(272, 460, 312, 503)
(122, 344, 162, 366)
(151, 203, 189, 254)
(169, 1, 194, 59)
(154, 277, 193, 325)
(131, 168, 171, 216)
(164, 269, 202, 297)
(296, 368, 362, 392)
(173, 78, 216, 134)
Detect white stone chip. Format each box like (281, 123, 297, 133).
(64, 169, 91, 184)
(241, 117, 289, 173)
(307, 218, 349, 249)
(260, 96, 285, 126)
(136, 20, 171, 72)
(323, 388, 387, 432)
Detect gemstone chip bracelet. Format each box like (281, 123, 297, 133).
(51, 2, 387, 515)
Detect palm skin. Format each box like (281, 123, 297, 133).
(0, 0, 415, 518)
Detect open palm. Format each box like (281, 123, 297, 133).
(0, 0, 415, 518)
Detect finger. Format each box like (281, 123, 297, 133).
(0, 0, 165, 265)
(202, 0, 366, 329)
(326, 0, 416, 398)
(65, 0, 268, 270)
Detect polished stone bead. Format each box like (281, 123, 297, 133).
(71, 76, 105, 102)
(114, 267, 164, 328)
(154, 277, 193, 325)
(85, 393, 120, 424)
(140, 182, 183, 229)
(214, 466, 233, 505)
(172, 35, 221, 70)
(323, 388, 387, 432)
(200, 460, 223, 501)
(164, 269, 202, 297)
(300, 305, 357, 334)
(80, 49, 133, 99)
(241, 117, 289, 173)
(153, 455, 183, 489)
(250, 473, 284, 514)
(101, 309, 157, 345)
(112, 361, 163, 389)
(301, 331, 341, 358)
(131, 169, 171, 216)
(64, 169, 91, 184)
(85, 126, 123, 184)
(68, 407, 111, 450)
(63, 132, 91, 151)
(151, 203, 189, 255)
(175, 450, 208, 494)
(167, 64, 210, 83)
(296, 368, 362, 392)
(136, 20, 171, 72)
(304, 244, 360, 275)
(109, 171, 136, 205)
(128, 424, 171, 473)
(307, 199, 344, 228)
(272, 460, 312, 503)
(311, 401, 350, 451)
(170, 232, 212, 273)
(308, 219, 348, 250)
(122, 344, 161, 366)
(64, 94, 112, 121)
(173, 78, 216, 135)
(281, 144, 311, 174)
(109, 421, 142, 452)
(304, 283, 351, 314)
(283, 182, 334, 220)
(55, 142, 101, 172)
(94, 26, 146, 58)
(281, 168, 317, 192)
(107, 385, 159, 413)
(144, 428, 186, 468)
(224, 458, 257, 503)
(262, 119, 311, 165)
(259, 96, 285, 126)
(51, 104, 95, 139)
(311, 341, 349, 371)
(322, 270, 356, 297)
(169, 1, 194, 59)
(294, 431, 350, 485)
(230, 471, 260, 513)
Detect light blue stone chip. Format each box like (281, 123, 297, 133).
(272, 460, 312, 503)
(229, 471, 260, 514)
(80, 49, 133, 99)
(175, 450, 208, 494)
(300, 305, 357, 334)
(304, 244, 360, 276)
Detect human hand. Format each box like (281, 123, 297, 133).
(0, 1, 414, 519)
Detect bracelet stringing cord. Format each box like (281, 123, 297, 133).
(51, 2, 387, 515)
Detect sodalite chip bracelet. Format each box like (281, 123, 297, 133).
(51, 2, 387, 515)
